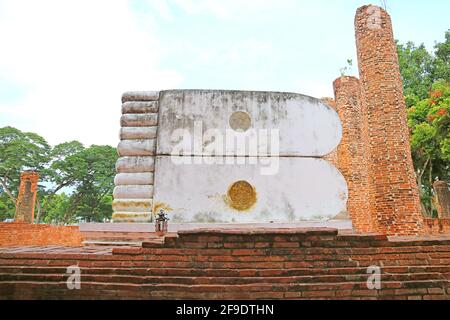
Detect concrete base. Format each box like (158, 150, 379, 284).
(79, 220, 354, 233)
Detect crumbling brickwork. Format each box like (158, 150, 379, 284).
(424, 218, 450, 235)
(14, 172, 39, 224)
(321, 97, 339, 167)
(2, 229, 450, 300)
(434, 181, 450, 218)
(333, 76, 376, 232)
(354, 5, 424, 236)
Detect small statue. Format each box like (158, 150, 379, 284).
(155, 209, 169, 236)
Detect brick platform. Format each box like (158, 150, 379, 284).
(0, 228, 449, 300)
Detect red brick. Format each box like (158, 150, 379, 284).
(354, 5, 424, 236)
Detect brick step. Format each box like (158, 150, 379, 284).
(2, 254, 450, 269)
(82, 241, 143, 247)
(80, 231, 164, 247)
(2, 228, 450, 300)
(145, 231, 450, 248)
(81, 231, 161, 240)
(0, 271, 448, 285)
(1, 280, 449, 300)
(3, 247, 450, 261)
(0, 258, 365, 269)
(143, 240, 450, 250)
(2, 265, 450, 278)
(114, 246, 450, 256)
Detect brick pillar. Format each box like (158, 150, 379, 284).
(434, 181, 450, 218)
(333, 76, 377, 232)
(355, 5, 424, 235)
(14, 172, 39, 223)
(321, 97, 338, 167)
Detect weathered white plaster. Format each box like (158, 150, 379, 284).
(114, 173, 154, 186)
(153, 156, 348, 223)
(120, 127, 158, 140)
(112, 212, 152, 223)
(117, 140, 156, 157)
(112, 199, 153, 212)
(122, 101, 159, 114)
(116, 157, 155, 173)
(122, 91, 160, 103)
(121, 114, 158, 127)
(113, 185, 154, 200)
(157, 90, 342, 157)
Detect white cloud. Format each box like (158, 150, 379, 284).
(0, 0, 182, 146)
(146, 0, 175, 21)
(169, 0, 296, 20)
(291, 79, 334, 99)
(174, 39, 279, 69)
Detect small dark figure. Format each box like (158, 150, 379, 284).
(155, 209, 169, 236)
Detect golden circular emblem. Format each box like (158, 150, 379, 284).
(229, 111, 252, 132)
(227, 180, 257, 211)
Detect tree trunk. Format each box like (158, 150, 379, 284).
(417, 157, 431, 217)
(429, 160, 434, 217)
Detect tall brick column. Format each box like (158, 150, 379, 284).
(355, 5, 424, 235)
(333, 76, 376, 232)
(14, 171, 39, 223)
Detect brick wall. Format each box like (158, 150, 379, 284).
(354, 5, 424, 236)
(1, 228, 449, 300)
(424, 219, 450, 235)
(333, 76, 375, 232)
(0, 223, 83, 247)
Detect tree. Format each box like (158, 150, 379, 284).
(40, 193, 71, 225)
(38, 144, 118, 224)
(36, 141, 86, 222)
(398, 31, 450, 217)
(0, 126, 117, 224)
(62, 145, 117, 223)
(408, 81, 450, 216)
(397, 30, 450, 107)
(433, 31, 450, 83)
(0, 193, 15, 221)
(397, 42, 435, 107)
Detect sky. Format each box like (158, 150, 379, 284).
(0, 0, 449, 147)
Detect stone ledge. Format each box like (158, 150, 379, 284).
(177, 227, 339, 236)
(121, 91, 159, 103)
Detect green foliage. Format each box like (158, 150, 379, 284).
(398, 30, 450, 217)
(433, 31, 450, 82)
(0, 193, 15, 220)
(0, 127, 50, 218)
(397, 42, 434, 106)
(397, 30, 450, 107)
(40, 193, 71, 224)
(0, 127, 117, 224)
(339, 59, 353, 76)
(54, 145, 117, 224)
(407, 81, 450, 216)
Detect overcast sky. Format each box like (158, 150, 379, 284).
(0, 0, 449, 147)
